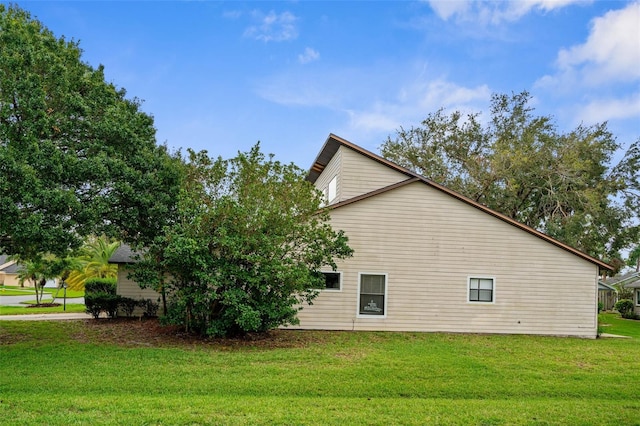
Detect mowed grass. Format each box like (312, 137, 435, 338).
(1, 317, 639, 425)
(0, 304, 86, 315)
(0, 285, 84, 298)
(599, 312, 640, 338)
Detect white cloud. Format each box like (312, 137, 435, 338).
(298, 47, 320, 64)
(244, 10, 298, 42)
(427, 0, 471, 20)
(427, 0, 586, 24)
(347, 79, 491, 135)
(535, 2, 640, 128)
(576, 92, 640, 124)
(556, 2, 640, 84)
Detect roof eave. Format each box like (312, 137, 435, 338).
(312, 134, 614, 272)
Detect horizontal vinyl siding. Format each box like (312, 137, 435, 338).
(116, 267, 161, 315)
(339, 147, 407, 202)
(315, 148, 342, 204)
(293, 182, 598, 337)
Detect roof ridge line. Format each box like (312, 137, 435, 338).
(312, 134, 613, 272)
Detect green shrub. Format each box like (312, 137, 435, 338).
(621, 310, 640, 320)
(104, 294, 121, 318)
(84, 278, 119, 319)
(139, 299, 159, 317)
(84, 294, 104, 319)
(118, 297, 138, 317)
(615, 299, 634, 315)
(84, 278, 116, 295)
(598, 302, 604, 313)
(85, 292, 121, 319)
(615, 285, 633, 300)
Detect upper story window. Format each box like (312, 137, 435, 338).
(328, 175, 337, 203)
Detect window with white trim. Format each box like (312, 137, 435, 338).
(469, 277, 494, 303)
(328, 175, 337, 203)
(636, 289, 640, 306)
(359, 273, 387, 316)
(321, 271, 341, 291)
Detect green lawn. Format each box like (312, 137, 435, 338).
(0, 304, 86, 315)
(0, 285, 84, 298)
(0, 317, 639, 425)
(599, 312, 640, 338)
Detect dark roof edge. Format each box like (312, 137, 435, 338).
(316, 134, 613, 272)
(108, 244, 140, 264)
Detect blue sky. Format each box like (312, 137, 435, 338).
(10, 0, 640, 168)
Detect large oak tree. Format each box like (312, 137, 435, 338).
(381, 91, 639, 268)
(0, 5, 181, 260)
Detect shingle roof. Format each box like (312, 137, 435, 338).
(0, 262, 21, 274)
(309, 133, 613, 272)
(604, 271, 640, 286)
(598, 281, 617, 291)
(624, 279, 640, 289)
(108, 244, 140, 264)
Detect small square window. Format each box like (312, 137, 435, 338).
(469, 277, 494, 303)
(322, 272, 341, 290)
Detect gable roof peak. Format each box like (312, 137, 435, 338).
(308, 134, 613, 272)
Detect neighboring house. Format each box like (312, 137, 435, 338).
(113, 134, 612, 338)
(604, 271, 640, 315)
(597, 281, 617, 311)
(626, 278, 640, 315)
(0, 255, 21, 286)
(0, 255, 59, 288)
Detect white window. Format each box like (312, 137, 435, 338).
(321, 271, 341, 291)
(358, 273, 387, 317)
(328, 175, 337, 203)
(468, 277, 494, 303)
(636, 289, 640, 306)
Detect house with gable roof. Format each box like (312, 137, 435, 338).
(112, 134, 612, 337)
(289, 134, 612, 337)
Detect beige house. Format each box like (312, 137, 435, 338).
(290, 134, 612, 338)
(109, 244, 160, 315)
(0, 255, 21, 286)
(0, 255, 60, 288)
(113, 134, 612, 337)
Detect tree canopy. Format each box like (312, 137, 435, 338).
(130, 145, 353, 337)
(0, 5, 181, 260)
(381, 91, 639, 268)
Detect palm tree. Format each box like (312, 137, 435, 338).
(16, 254, 60, 305)
(65, 236, 120, 291)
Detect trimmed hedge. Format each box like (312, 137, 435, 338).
(84, 277, 158, 319)
(84, 278, 117, 294)
(84, 278, 118, 318)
